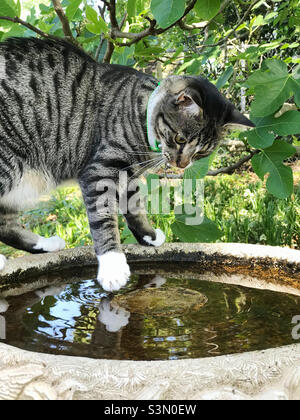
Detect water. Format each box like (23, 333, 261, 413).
(1, 266, 300, 361)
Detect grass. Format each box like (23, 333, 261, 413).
(0, 171, 299, 259)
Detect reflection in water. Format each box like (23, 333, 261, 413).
(0, 298, 9, 340)
(1, 270, 300, 361)
(98, 299, 130, 333)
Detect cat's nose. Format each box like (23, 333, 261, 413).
(176, 158, 190, 169)
(168, 158, 190, 169)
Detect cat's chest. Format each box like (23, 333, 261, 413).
(0, 170, 56, 210)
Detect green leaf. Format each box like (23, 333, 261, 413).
(177, 58, 196, 74)
(150, 0, 185, 29)
(195, 0, 221, 20)
(171, 214, 221, 243)
(251, 140, 296, 198)
(244, 111, 300, 149)
(39, 4, 53, 15)
(127, 0, 136, 18)
(1, 22, 25, 40)
(86, 5, 98, 24)
(251, 14, 266, 29)
(184, 150, 217, 180)
(184, 156, 210, 180)
(245, 129, 275, 149)
(16, 0, 21, 17)
(0, 0, 16, 17)
(247, 60, 295, 117)
(86, 16, 107, 35)
(113, 45, 135, 65)
(0, 0, 17, 28)
(66, 0, 82, 21)
(215, 66, 234, 89)
(38, 21, 55, 33)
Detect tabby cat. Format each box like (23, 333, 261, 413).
(0, 37, 254, 292)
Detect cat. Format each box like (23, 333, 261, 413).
(0, 37, 254, 292)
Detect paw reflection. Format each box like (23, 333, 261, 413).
(0, 298, 9, 340)
(98, 298, 130, 333)
(144, 275, 166, 289)
(35, 285, 67, 299)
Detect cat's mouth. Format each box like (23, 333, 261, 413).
(163, 152, 191, 169)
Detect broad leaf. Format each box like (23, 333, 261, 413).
(66, 0, 82, 21)
(1, 23, 25, 40)
(150, 0, 185, 29)
(251, 140, 296, 198)
(0, 0, 17, 28)
(86, 16, 107, 35)
(244, 111, 300, 149)
(247, 60, 295, 117)
(0, 0, 16, 17)
(86, 5, 98, 24)
(184, 156, 210, 180)
(195, 0, 221, 20)
(171, 214, 221, 243)
(184, 150, 217, 180)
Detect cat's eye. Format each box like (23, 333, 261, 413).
(175, 134, 187, 144)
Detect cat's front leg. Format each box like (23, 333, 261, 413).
(79, 175, 130, 292)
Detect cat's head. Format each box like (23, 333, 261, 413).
(148, 75, 255, 169)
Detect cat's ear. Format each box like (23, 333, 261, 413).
(175, 91, 204, 117)
(224, 108, 255, 130)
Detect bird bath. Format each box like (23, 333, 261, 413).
(0, 243, 300, 400)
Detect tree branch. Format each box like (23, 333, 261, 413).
(102, 0, 119, 63)
(52, 0, 76, 43)
(119, 12, 128, 30)
(95, 33, 105, 62)
(0, 15, 61, 42)
(112, 18, 157, 43)
(178, 0, 231, 31)
(198, 0, 262, 49)
(103, 39, 115, 63)
(207, 150, 260, 176)
(107, 0, 119, 29)
(112, 0, 197, 48)
(158, 150, 260, 179)
(155, 0, 198, 35)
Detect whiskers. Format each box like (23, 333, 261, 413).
(126, 150, 158, 157)
(124, 154, 167, 180)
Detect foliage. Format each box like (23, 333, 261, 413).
(0, 172, 299, 258)
(0, 0, 299, 245)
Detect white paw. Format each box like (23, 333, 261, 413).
(98, 299, 130, 332)
(143, 228, 166, 247)
(97, 252, 130, 292)
(0, 254, 6, 271)
(33, 235, 66, 253)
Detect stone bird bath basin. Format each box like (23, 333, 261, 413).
(0, 243, 299, 400)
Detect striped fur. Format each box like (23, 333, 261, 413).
(0, 37, 254, 291)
